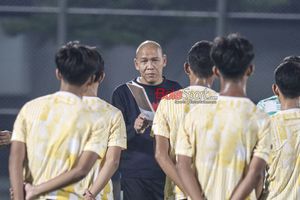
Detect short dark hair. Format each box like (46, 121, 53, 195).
(92, 51, 105, 83)
(275, 61, 300, 99)
(187, 41, 214, 78)
(211, 33, 254, 80)
(55, 41, 104, 86)
(283, 55, 300, 63)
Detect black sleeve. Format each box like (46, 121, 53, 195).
(111, 87, 137, 142)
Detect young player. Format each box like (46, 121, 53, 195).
(176, 34, 271, 200)
(257, 55, 300, 116)
(10, 41, 106, 199)
(81, 60, 127, 200)
(265, 60, 300, 199)
(152, 41, 217, 200)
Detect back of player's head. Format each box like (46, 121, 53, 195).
(275, 61, 300, 99)
(92, 51, 105, 83)
(211, 33, 254, 80)
(55, 41, 104, 86)
(283, 55, 300, 63)
(187, 41, 214, 78)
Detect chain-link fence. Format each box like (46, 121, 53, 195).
(0, 0, 299, 199)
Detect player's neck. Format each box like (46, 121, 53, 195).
(280, 97, 300, 110)
(190, 78, 211, 88)
(83, 86, 98, 97)
(219, 78, 247, 98)
(83, 90, 97, 97)
(59, 83, 84, 98)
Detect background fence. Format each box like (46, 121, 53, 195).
(0, 0, 299, 198)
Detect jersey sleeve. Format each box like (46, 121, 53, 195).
(108, 110, 127, 149)
(152, 99, 170, 139)
(175, 112, 195, 157)
(11, 106, 27, 143)
(253, 116, 272, 162)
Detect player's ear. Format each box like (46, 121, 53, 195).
(184, 62, 190, 75)
(99, 72, 105, 84)
(56, 69, 62, 80)
(246, 64, 255, 76)
(212, 66, 220, 77)
(134, 58, 140, 71)
(162, 54, 167, 68)
(272, 84, 280, 96)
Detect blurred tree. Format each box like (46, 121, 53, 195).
(0, 0, 214, 46)
(1, 0, 298, 46)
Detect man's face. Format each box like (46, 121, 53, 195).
(134, 45, 166, 85)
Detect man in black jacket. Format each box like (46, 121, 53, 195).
(112, 40, 181, 200)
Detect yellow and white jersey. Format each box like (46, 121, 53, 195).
(81, 96, 127, 200)
(12, 92, 126, 199)
(266, 109, 300, 200)
(176, 96, 271, 200)
(152, 86, 218, 200)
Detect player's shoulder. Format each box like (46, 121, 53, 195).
(161, 87, 184, 100)
(83, 96, 121, 116)
(183, 85, 218, 96)
(21, 94, 54, 110)
(236, 97, 268, 118)
(258, 95, 279, 104)
(250, 103, 271, 128)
